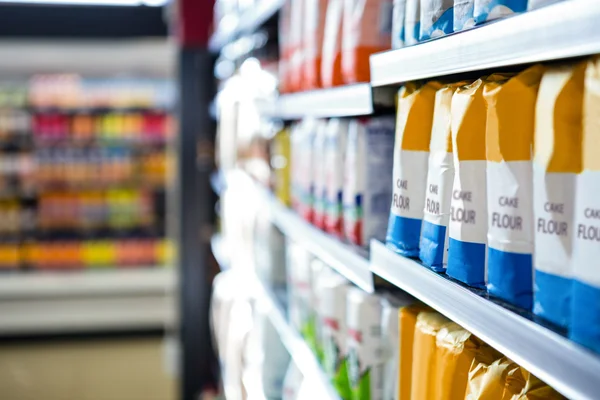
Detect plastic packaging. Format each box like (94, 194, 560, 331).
(313, 119, 329, 229)
(512, 368, 565, 399)
(321, 0, 345, 87)
(324, 118, 349, 236)
(420, 0, 454, 41)
(465, 357, 520, 399)
(342, 0, 393, 83)
(419, 83, 463, 271)
(410, 311, 450, 400)
(386, 82, 441, 257)
(321, 273, 352, 399)
(533, 61, 585, 328)
(304, 0, 328, 90)
(483, 66, 544, 310)
(392, 0, 407, 49)
(398, 305, 424, 400)
(571, 57, 600, 352)
(344, 117, 395, 247)
(473, 0, 526, 24)
(454, 0, 475, 31)
(527, 0, 563, 10)
(447, 79, 488, 288)
(405, 0, 421, 46)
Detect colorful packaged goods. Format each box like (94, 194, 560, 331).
(571, 57, 600, 351)
(447, 79, 488, 288)
(386, 82, 440, 257)
(304, 0, 328, 90)
(313, 120, 329, 229)
(483, 66, 544, 310)
(392, 0, 407, 49)
(533, 61, 585, 328)
(321, 0, 345, 87)
(344, 116, 395, 247)
(324, 118, 348, 236)
(454, 0, 475, 31)
(404, 0, 421, 46)
(419, 83, 463, 271)
(473, 0, 527, 24)
(420, 0, 454, 41)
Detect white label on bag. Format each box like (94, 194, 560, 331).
(573, 171, 600, 286)
(487, 161, 533, 254)
(449, 160, 488, 243)
(533, 165, 575, 278)
(390, 150, 429, 219)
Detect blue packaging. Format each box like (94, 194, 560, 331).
(420, 0, 454, 41)
(454, 0, 475, 31)
(473, 0, 527, 24)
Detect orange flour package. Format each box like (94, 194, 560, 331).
(341, 0, 393, 84)
(303, 0, 328, 90)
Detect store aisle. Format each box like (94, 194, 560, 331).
(0, 337, 176, 400)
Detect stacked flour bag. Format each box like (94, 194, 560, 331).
(319, 270, 352, 399)
(344, 116, 395, 247)
(571, 57, 600, 352)
(404, 0, 421, 45)
(447, 79, 488, 288)
(453, 0, 475, 31)
(420, 0, 454, 41)
(323, 118, 349, 237)
(473, 0, 527, 24)
(533, 61, 585, 328)
(419, 83, 464, 272)
(483, 66, 544, 310)
(386, 82, 440, 257)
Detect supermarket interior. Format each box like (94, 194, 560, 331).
(3, 0, 600, 400)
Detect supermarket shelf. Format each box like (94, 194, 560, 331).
(255, 280, 341, 400)
(209, 0, 284, 51)
(370, 240, 600, 400)
(370, 1, 600, 87)
(0, 268, 176, 334)
(268, 197, 374, 293)
(258, 84, 394, 120)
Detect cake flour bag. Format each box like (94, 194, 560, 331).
(386, 82, 441, 257)
(420, 0, 454, 41)
(454, 0, 475, 31)
(533, 61, 585, 328)
(419, 83, 465, 271)
(344, 116, 395, 247)
(321, 0, 345, 87)
(405, 0, 421, 45)
(483, 66, 544, 310)
(571, 57, 600, 351)
(392, 0, 407, 49)
(397, 305, 425, 400)
(324, 118, 349, 236)
(447, 79, 488, 288)
(321, 273, 352, 399)
(342, 0, 393, 83)
(473, 0, 526, 24)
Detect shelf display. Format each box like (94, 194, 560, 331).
(0, 76, 173, 271)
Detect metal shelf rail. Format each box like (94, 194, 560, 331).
(370, 1, 600, 87)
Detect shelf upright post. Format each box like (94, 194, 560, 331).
(174, 1, 218, 399)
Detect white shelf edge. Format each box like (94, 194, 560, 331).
(370, 239, 600, 400)
(255, 281, 340, 400)
(269, 198, 374, 293)
(259, 84, 375, 120)
(370, 1, 600, 86)
(0, 268, 176, 300)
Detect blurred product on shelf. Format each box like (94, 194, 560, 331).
(420, 0, 454, 41)
(571, 56, 600, 353)
(286, 240, 313, 335)
(324, 118, 348, 237)
(313, 120, 329, 229)
(533, 61, 585, 329)
(527, 0, 564, 10)
(386, 81, 440, 257)
(343, 116, 395, 247)
(483, 66, 544, 311)
(473, 0, 527, 25)
(446, 78, 488, 288)
(392, 0, 407, 49)
(453, 0, 476, 31)
(254, 207, 287, 287)
(270, 126, 291, 206)
(321, 0, 345, 87)
(304, 0, 328, 90)
(291, 118, 317, 222)
(404, 0, 421, 45)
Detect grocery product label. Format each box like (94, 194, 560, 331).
(404, 0, 421, 46)
(473, 0, 526, 24)
(453, 0, 475, 31)
(386, 83, 439, 257)
(533, 62, 584, 328)
(392, 0, 407, 49)
(324, 119, 348, 236)
(420, 0, 454, 41)
(573, 171, 600, 286)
